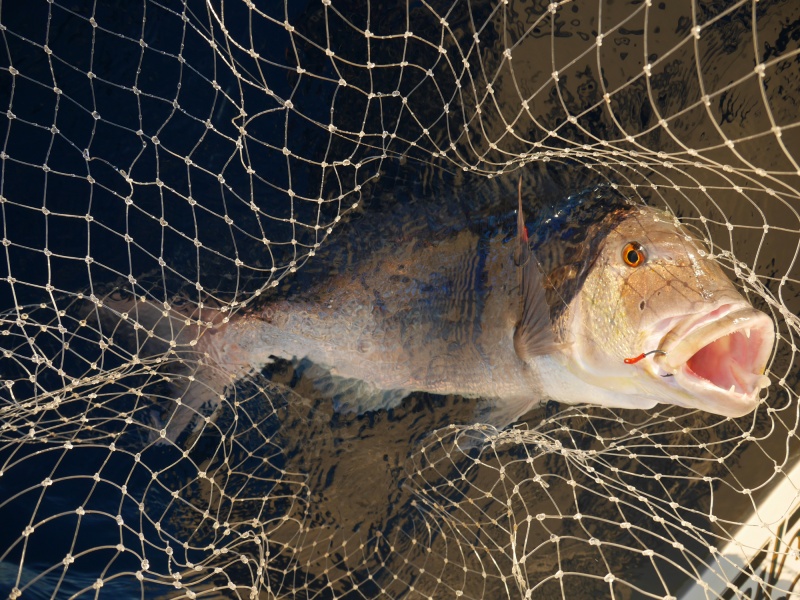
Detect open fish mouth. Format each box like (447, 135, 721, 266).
(653, 304, 775, 417)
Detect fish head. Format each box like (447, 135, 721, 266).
(565, 207, 775, 417)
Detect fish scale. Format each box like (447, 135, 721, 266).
(97, 184, 775, 443)
(241, 226, 537, 401)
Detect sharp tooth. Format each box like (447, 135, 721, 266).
(728, 384, 736, 394)
(745, 328, 751, 339)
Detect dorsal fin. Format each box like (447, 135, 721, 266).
(513, 177, 560, 361)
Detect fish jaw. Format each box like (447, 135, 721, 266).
(644, 303, 775, 417)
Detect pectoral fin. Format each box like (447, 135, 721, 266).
(513, 178, 559, 361)
(474, 395, 542, 431)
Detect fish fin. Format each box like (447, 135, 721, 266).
(456, 396, 544, 451)
(513, 179, 559, 361)
(91, 293, 238, 445)
(473, 396, 542, 431)
(297, 359, 409, 414)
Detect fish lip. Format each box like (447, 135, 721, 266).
(651, 304, 775, 417)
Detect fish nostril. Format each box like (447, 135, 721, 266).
(639, 301, 646, 311)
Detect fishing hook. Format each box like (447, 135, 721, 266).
(624, 349, 673, 376)
(623, 349, 666, 364)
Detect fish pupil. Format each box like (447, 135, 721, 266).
(622, 241, 644, 266)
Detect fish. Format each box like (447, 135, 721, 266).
(100, 182, 776, 442)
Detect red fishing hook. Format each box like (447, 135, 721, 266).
(623, 349, 666, 364)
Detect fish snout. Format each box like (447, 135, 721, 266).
(647, 304, 775, 417)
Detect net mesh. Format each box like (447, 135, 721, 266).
(1, 0, 799, 598)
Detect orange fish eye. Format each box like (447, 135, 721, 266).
(622, 242, 645, 267)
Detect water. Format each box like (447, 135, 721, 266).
(1, 1, 799, 598)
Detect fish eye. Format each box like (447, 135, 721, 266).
(622, 242, 645, 267)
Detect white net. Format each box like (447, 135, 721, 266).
(0, 0, 799, 598)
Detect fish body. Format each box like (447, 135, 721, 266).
(205, 225, 546, 421)
(107, 185, 775, 441)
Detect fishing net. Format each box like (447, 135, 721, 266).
(1, 0, 799, 598)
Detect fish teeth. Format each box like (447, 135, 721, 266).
(745, 328, 751, 339)
(728, 384, 736, 394)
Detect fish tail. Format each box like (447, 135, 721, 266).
(92, 291, 235, 445)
